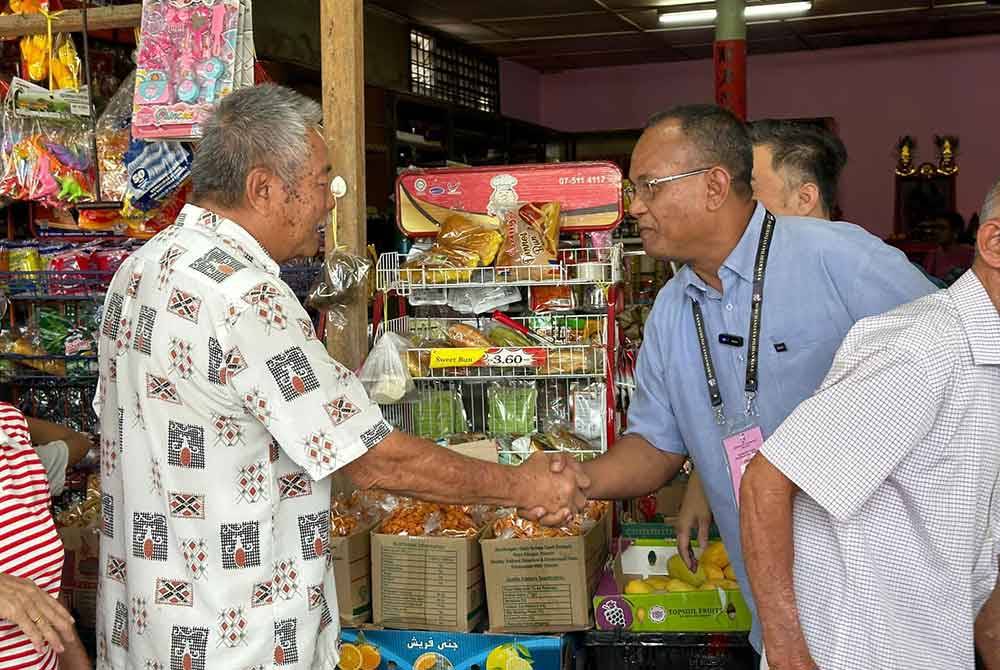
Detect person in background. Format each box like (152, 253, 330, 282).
(1, 401, 92, 670)
(675, 118, 851, 554)
(534, 104, 935, 663)
(741, 178, 1000, 669)
(924, 210, 975, 283)
(748, 119, 847, 220)
(95, 84, 588, 670)
(27, 417, 96, 497)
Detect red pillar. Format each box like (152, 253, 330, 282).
(714, 0, 747, 120)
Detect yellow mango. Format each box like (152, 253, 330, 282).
(700, 542, 730, 569)
(644, 576, 672, 591)
(667, 554, 707, 587)
(724, 565, 737, 580)
(625, 579, 653, 595)
(704, 565, 725, 581)
(666, 578, 697, 593)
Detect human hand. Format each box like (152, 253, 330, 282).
(515, 452, 591, 526)
(0, 573, 75, 654)
(677, 472, 712, 571)
(765, 650, 819, 670)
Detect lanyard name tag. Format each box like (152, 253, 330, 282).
(722, 420, 764, 507)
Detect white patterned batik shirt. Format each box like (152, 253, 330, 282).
(94, 203, 392, 670)
(762, 270, 1000, 670)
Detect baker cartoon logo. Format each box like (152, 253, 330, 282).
(487, 174, 519, 216)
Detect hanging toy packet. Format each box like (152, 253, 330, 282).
(132, 0, 243, 140)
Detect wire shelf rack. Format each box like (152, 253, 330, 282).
(377, 314, 608, 381)
(380, 377, 608, 462)
(376, 244, 623, 295)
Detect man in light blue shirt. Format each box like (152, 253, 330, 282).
(564, 105, 935, 656)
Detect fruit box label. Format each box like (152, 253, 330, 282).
(341, 627, 569, 670)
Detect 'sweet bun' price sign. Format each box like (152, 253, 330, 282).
(429, 347, 547, 369)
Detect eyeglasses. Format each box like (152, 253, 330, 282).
(624, 166, 713, 204)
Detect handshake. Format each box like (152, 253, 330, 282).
(513, 451, 592, 526)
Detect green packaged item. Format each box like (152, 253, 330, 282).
(38, 305, 71, 355)
(412, 387, 468, 440)
(488, 383, 538, 436)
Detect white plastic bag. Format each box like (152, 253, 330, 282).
(359, 332, 415, 404)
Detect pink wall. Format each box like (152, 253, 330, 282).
(500, 59, 543, 125)
(533, 35, 1000, 237)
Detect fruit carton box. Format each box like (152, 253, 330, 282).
(331, 517, 379, 626)
(480, 507, 611, 634)
(371, 524, 487, 632)
(340, 627, 570, 670)
(592, 547, 752, 633)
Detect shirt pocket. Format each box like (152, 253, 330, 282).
(767, 329, 842, 405)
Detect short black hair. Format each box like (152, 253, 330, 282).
(749, 119, 848, 215)
(645, 104, 753, 199)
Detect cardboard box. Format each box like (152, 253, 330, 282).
(371, 526, 486, 632)
(58, 526, 101, 633)
(341, 627, 571, 670)
(593, 552, 752, 633)
(330, 518, 378, 626)
(480, 510, 610, 633)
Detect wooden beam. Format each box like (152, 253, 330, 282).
(0, 4, 142, 39)
(320, 0, 368, 370)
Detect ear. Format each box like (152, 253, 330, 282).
(244, 166, 276, 215)
(795, 182, 822, 217)
(976, 218, 1000, 270)
(704, 166, 732, 212)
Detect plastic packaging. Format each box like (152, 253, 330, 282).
(305, 249, 372, 330)
(487, 382, 538, 436)
(530, 285, 575, 313)
(402, 214, 503, 284)
(380, 501, 492, 537)
(412, 384, 468, 440)
(95, 71, 136, 202)
(448, 285, 521, 314)
(445, 323, 491, 348)
(495, 201, 561, 280)
(359, 332, 415, 404)
(122, 139, 192, 213)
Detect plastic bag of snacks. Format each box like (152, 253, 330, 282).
(492, 500, 608, 540)
(359, 332, 415, 404)
(402, 214, 503, 284)
(305, 249, 372, 331)
(412, 384, 468, 440)
(95, 71, 136, 202)
(495, 201, 561, 281)
(487, 382, 538, 436)
(330, 490, 386, 537)
(379, 501, 494, 538)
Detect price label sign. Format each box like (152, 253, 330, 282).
(482, 348, 547, 368)
(428, 347, 548, 369)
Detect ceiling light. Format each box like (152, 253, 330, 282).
(745, 1, 812, 19)
(657, 1, 812, 26)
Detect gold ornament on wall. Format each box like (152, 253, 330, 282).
(895, 136, 917, 176)
(935, 135, 959, 175)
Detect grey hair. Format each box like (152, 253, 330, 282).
(981, 178, 1000, 221)
(191, 84, 323, 208)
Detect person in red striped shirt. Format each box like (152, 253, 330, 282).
(0, 401, 91, 670)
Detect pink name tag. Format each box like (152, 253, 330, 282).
(722, 425, 764, 506)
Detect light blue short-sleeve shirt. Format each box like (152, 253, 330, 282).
(626, 202, 936, 650)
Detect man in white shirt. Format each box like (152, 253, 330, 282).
(95, 84, 588, 670)
(741, 178, 1000, 670)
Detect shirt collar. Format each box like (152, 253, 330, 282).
(949, 269, 1000, 366)
(682, 201, 767, 294)
(177, 203, 281, 277)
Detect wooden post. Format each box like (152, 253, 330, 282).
(0, 4, 142, 39)
(320, 0, 368, 370)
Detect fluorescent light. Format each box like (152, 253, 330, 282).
(745, 1, 812, 19)
(657, 2, 812, 26)
(658, 8, 717, 25)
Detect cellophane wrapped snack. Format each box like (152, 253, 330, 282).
(330, 490, 388, 537)
(495, 202, 561, 281)
(379, 501, 495, 538)
(492, 500, 609, 540)
(402, 214, 503, 284)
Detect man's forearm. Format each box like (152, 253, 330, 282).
(580, 434, 686, 500)
(342, 431, 536, 509)
(976, 578, 1000, 669)
(741, 455, 814, 665)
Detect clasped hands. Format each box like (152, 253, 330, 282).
(514, 451, 591, 526)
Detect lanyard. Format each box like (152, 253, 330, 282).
(691, 210, 776, 424)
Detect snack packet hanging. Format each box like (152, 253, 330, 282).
(95, 71, 136, 202)
(358, 332, 415, 404)
(495, 201, 562, 280)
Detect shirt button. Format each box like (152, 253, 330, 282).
(739, 355, 745, 362)
(726, 303, 734, 311)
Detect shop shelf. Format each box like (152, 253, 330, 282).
(376, 244, 623, 295)
(583, 630, 756, 670)
(377, 314, 608, 381)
